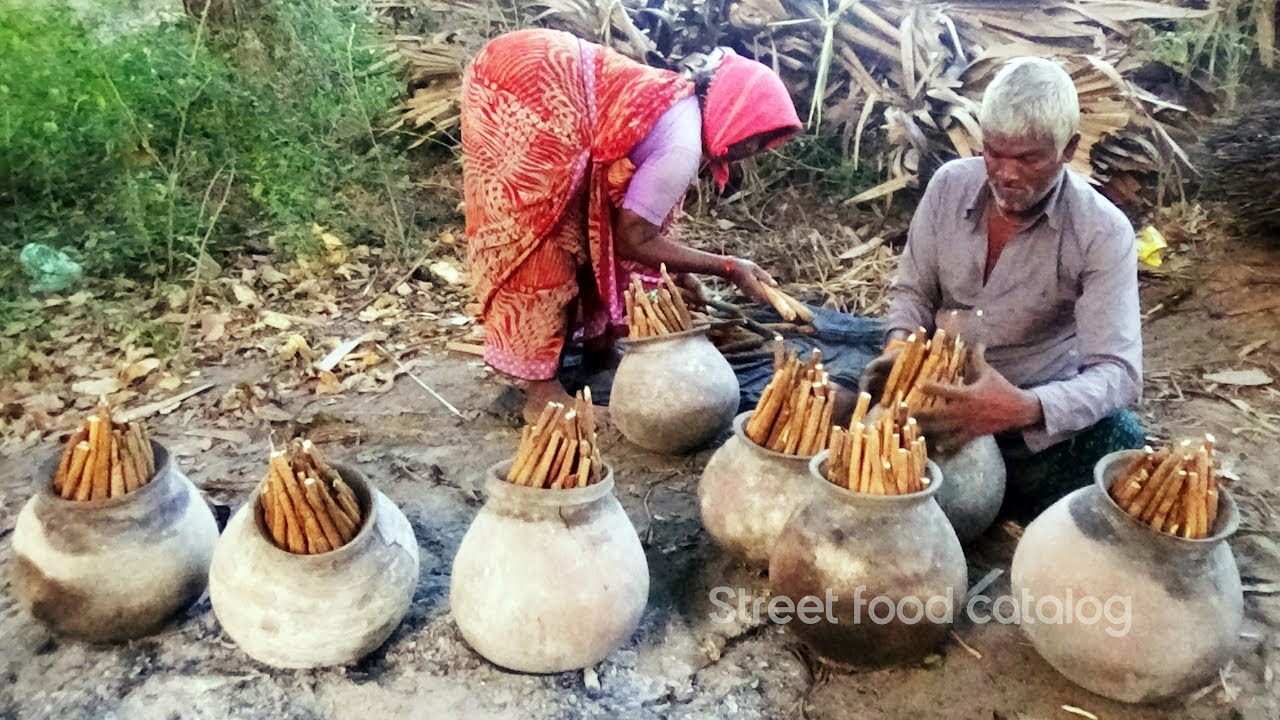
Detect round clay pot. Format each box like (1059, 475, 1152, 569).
(208, 464, 419, 669)
(1010, 449, 1243, 703)
(932, 434, 1006, 543)
(610, 325, 739, 455)
(11, 442, 218, 642)
(450, 461, 648, 673)
(699, 412, 815, 567)
(768, 451, 966, 667)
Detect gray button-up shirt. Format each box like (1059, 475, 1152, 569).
(883, 157, 1142, 452)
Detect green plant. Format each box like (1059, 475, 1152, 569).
(0, 0, 410, 293)
(751, 132, 884, 198)
(1131, 1, 1257, 110)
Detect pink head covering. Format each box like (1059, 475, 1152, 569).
(701, 50, 803, 191)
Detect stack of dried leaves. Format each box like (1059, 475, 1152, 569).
(1198, 95, 1280, 240)
(1, 222, 471, 451)
(394, 0, 1210, 204)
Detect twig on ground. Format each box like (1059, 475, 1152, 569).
(950, 630, 983, 661)
(375, 342, 464, 419)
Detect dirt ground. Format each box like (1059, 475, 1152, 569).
(2, 201, 1279, 719)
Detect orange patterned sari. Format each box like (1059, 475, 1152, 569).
(461, 29, 693, 381)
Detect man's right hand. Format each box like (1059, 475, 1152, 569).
(858, 348, 901, 403)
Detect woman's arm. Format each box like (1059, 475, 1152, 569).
(613, 208, 776, 303)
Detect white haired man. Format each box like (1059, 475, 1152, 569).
(861, 57, 1145, 521)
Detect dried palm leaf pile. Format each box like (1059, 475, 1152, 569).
(1198, 95, 1280, 241)
(392, 0, 1218, 205)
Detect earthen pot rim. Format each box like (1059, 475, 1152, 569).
(485, 459, 616, 506)
(731, 412, 815, 463)
(247, 461, 380, 564)
(1093, 449, 1240, 545)
(807, 449, 944, 504)
(616, 323, 711, 352)
(34, 440, 175, 510)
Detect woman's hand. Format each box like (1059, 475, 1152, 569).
(725, 257, 777, 305)
(673, 273, 710, 309)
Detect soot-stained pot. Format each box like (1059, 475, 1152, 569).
(12, 442, 218, 642)
(610, 325, 739, 455)
(864, 405, 1004, 544)
(932, 434, 1006, 543)
(450, 461, 648, 673)
(1010, 449, 1243, 703)
(768, 451, 967, 667)
(699, 412, 815, 567)
(208, 464, 419, 669)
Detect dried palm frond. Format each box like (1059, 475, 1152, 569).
(1198, 95, 1280, 240)
(391, 0, 1221, 205)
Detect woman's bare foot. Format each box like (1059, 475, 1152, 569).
(522, 379, 610, 430)
(522, 380, 574, 424)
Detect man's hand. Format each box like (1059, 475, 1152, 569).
(725, 257, 777, 305)
(858, 331, 910, 402)
(916, 345, 1043, 455)
(858, 347, 902, 403)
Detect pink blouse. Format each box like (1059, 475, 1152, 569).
(622, 95, 703, 225)
(577, 39, 703, 226)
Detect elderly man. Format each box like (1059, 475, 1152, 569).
(861, 57, 1145, 520)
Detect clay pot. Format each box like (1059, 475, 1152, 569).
(11, 443, 218, 642)
(450, 461, 648, 673)
(932, 434, 1006, 543)
(768, 452, 967, 667)
(1010, 449, 1243, 703)
(610, 325, 739, 455)
(699, 412, 815, 567)
(208, 464, 419, 669)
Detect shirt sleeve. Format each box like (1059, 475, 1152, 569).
(1022, 210, 1143, 451)
(621, 96, 702, 226)
(883, 165, 948, 341)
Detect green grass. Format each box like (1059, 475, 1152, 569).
(0, 0, 409, 296)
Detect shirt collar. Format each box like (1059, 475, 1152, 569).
(964, 168, 1068, 232)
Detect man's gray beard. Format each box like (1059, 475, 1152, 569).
(991, 183, 1052, 214)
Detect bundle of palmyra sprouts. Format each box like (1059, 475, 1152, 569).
(260, 439, 364, 555)
(506, 389, 605, 489)
(624, 265, 694, 338)
(826, 393, 930, 495)
(880, 327, 968, 413)
(52, 399, 156, 501)
(744, 345, 834, 455)
(625, 264, 814, 338)
(1107, 435, 1222, 539)
(760, 285, 814, 324)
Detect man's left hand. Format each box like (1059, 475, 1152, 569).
(916, 345, 1043, 455)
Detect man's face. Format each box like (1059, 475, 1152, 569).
(981, 132, 1078, 214)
